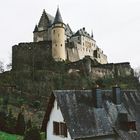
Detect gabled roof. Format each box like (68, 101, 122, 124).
(42, 89, 140, 139)
(53, 8, 63, 24)
(72, 27, 93, 40)
(38, 9, 55, 29)
(38, 10, 49, 29)
(65, 24, 73, 37)
(42, 90, 114, 139)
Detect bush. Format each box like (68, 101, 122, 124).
(16, 112, 25, 135)
(32, 100, 41, 109)
(24, 127, 41, 140)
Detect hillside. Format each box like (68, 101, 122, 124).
(0, 60, 140, 129)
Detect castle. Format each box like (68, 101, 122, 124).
(12, 8, 132, 79)
(33, 8, 107, 64)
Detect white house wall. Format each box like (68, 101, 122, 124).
(47, 100, 72, 140)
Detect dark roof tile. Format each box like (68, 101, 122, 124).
(53, 8, 63, 24)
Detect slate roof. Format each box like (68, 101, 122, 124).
(72, 27, 93, 39)
(42, 89, 140, 140)
(65, 24, 73, 37)
(36, 9, 73, 37)
(46, 12, 54, 23)
(53, 8, 63, 24)
(54, 90, 114, 139)
(33, 25, 38, 32)
(38, 10, 49, 29)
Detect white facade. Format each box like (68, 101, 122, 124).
(69, 33, 107, 64)
(47, 100, 72, 140)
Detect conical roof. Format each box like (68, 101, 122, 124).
(53, 8, 63, 24)
(33, 25, 38, 32)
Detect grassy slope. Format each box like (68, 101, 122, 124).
(0, 131, 23, 140)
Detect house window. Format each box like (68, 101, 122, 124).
(53, 121, 67, 137)
(128, 121, 136, 131)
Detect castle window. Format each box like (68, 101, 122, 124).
(53, 30, 55, 34)
(78, 37, 80, 40)
(61, 44, 62, 47)
(83, 43, 84, 46)
(58, 34, 60, 37)
(55, 44, 57, 47)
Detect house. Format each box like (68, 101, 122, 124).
(42, 88, 140, 140)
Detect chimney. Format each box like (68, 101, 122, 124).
(118, 113, 128, 131)
(112, 87, 121, 104)
(92, 88, 102, 108)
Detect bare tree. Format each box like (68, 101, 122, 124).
(0, 61, 4, 73)
(6, 63, 12, 71)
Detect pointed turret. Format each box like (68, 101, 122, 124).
(51, 7, 66, 61)
(91, 30, 94, 38)
(33, 25, 38, 33)
(53, 7, 63, 24)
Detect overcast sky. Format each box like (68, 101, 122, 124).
(0, 0, 140, 68)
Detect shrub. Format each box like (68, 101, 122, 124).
(24, 127, 41, 140)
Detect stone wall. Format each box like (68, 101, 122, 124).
(91, 62, 133, 80)
(66, 57, 132, 80)
(12, 41, 52, 71)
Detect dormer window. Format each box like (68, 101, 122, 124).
(128, 121, 136, 131)
(118, 113, 136, 131)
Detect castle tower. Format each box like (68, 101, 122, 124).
(51, 8, 66, 61)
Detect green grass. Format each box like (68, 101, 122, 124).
(0, 131, 23, 140)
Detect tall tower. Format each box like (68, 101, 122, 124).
(51, 8, 66, 61)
